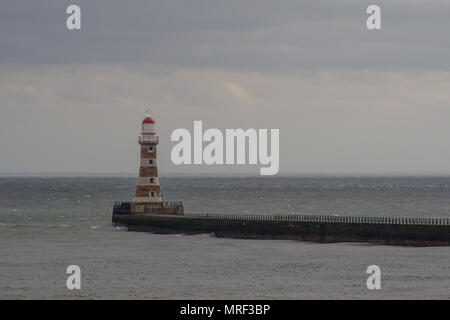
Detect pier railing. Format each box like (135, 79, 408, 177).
(184, 213, 450, 226)
(113, 201, 450, 226)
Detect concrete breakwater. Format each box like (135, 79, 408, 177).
(112, 213, 450, 247)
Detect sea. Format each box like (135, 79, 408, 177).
(0, 176, 449, 299)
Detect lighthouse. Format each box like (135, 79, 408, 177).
(132, 115, 162, 203)
(129, 115, 184, 215)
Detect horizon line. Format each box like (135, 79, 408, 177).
(3, 171, 450, 178)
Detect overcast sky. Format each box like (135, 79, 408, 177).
(1, 0, 450, 175)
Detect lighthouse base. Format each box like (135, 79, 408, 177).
(113, 201, 184, 216)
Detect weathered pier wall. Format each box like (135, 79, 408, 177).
(112, 213, 450, 247)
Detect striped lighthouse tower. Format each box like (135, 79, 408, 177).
(129, 115, 184, 215)
(132, 115, 163, 204)
(113, 116, 184, 215)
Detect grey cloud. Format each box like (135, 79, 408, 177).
(1, 0, 449, 71)
(2, 66, 450, 174)
(2, 1, 450, 174)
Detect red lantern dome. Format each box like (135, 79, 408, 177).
(142, 116, 155, 124)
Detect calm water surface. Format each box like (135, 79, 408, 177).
(1, 176, 449, 299)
